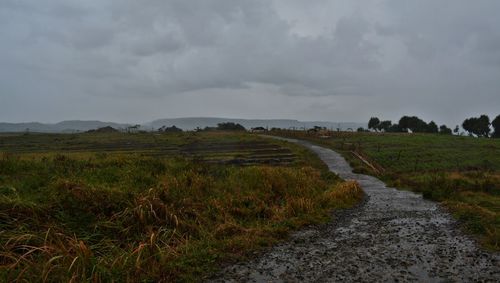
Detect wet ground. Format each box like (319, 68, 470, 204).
(211, 138, 500, 282)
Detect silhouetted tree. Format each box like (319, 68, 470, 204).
(462, 115, 491, 137)
(398, 116, 429, 133)
(462, 118, 474, 136)
(453, 125, 460, 134)
(439, 125, 452, 135)
(426, 121, 439, 133)
(159, 125, 183, 133)
(478, 115, 491, 137)
(377, 120, 392, 132)
(216, 122, 246, 131)
(87, 126, 119, 133)
(492, 115, 500, 138)
(368, 117, 380, 131)
(387, 124, 402, 132)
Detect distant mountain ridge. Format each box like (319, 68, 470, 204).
(146, 117, 365, 131)
(0, 118, 366, 133)
(0, 120, 130, 133)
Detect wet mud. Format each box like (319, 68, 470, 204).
(211, 138, 499, 282)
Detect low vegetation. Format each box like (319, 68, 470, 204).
(272, 130, 500, 250)
(0, 131, 363, 282)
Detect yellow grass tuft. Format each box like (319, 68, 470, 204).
(322, 181, 364, 208)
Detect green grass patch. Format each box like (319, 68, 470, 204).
(0, 132, 363, 282)
(272, 130, 500, 250)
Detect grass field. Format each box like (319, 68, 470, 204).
(0, 131, 363, 282)
(272, 130, 500, 250)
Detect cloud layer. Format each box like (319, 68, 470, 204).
(1, 0, 499, 125)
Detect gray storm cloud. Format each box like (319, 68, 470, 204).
(1, 0, 499, 125)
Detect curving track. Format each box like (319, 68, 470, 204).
(211, 138, 499, 282)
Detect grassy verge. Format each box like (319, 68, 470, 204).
(0, 132, 363, 282)
(271, 130, 500, 251)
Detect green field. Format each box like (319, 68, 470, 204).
(273, 130, 500, 250)
(0, 131, 362, 282)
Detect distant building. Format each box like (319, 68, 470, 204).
(250, 127, 267, 133)
(127, 125, 141, 133)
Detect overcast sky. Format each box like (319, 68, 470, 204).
(1, 0, 499, 125)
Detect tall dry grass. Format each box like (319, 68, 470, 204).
(0, 153, 363, 282)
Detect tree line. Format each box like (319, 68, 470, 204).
(366, 114, 500, 138)
(157, 122, 247, 133)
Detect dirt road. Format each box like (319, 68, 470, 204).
(211, 138, 499, 282)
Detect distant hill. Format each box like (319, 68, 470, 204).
(145, 117, 365, 131)
(0, 118, 365, 133)
(0, 120, 130, 133)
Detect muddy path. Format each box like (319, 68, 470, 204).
(211, 138, 499, 282)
